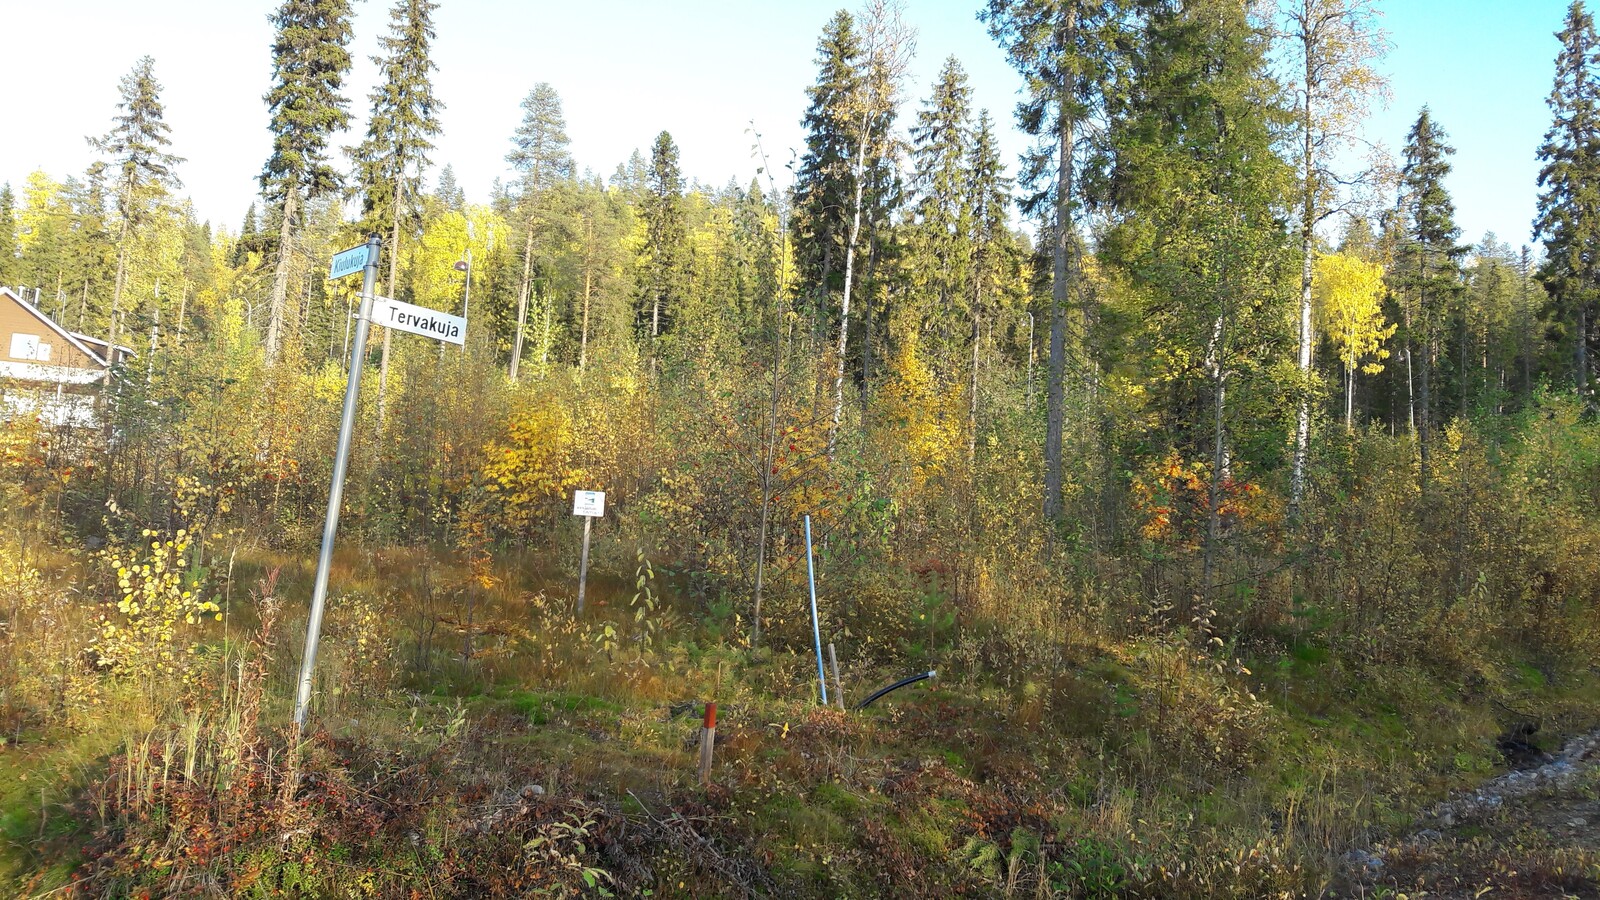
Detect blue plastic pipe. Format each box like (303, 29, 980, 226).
(804, 515, 828, 706)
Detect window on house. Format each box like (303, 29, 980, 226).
(9, 333, 41, 360)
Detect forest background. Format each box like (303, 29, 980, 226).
(5, 0, 1600, 896)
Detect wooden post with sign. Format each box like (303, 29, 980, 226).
(572, 490, 605, 615)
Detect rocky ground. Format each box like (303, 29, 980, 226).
(1338, 733, 1600, 899)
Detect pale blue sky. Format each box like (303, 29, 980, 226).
(0, 1, 1573, 248)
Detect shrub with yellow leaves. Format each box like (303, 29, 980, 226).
(91, 528, 220, 678)
(481, 393, 585, 537)
(871, 341, 963, 493)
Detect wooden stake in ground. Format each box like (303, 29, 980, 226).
(828, 642, 846, 711)
(698, 702, 717, 784)
(571, 490, 605, 615)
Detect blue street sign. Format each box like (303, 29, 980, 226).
(328, 244, 371, 280)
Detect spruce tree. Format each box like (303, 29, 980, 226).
(91, 56, 183, 355)
(794, 11, 863, 321)
(232, 203, 261, 266)
(641, 131, 687, 355)
(507, 83, 574, 380)
(352, 0, 443, 415)
(966, 108, 1017, 458)
(65, 165, 116, 333)
(0, 184, 16, 287)
(259, 0, 355, 366)
(1534, 0, 1600, 397)
(908, 56, 975, 349)
(1393, 107, 1465, 493)
(435, 164, 466, 210)
(982, 0, 1129, 524)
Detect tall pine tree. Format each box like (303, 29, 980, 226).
(260, 0, 354, 366)
(1534, 0, 1600, 397)
(507, 83, 574, 380)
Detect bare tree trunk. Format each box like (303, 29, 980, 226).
(110, 221, 130, 356)
(1345, 362, 1354, 430)
(827, 157, 867, 460)
(1044, 7, 1078, 524)
(266, 189, 297, 366)
(377, 182, 404, 423)
(969, 310, 980, 464)
(1405, 341, 1416, 433)
(580, 268, 592, 371)
(511, 222, 534, 381)
(1026, 312, 1035, 399)
(751, 318, 784, 647)
(1580, 305, 1590, 399)
(1204, 311, 1228, 602)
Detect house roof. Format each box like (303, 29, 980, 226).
(68, 332, 137, 361)
(0, 287, 111, 368)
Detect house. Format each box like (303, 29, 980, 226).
(0, 287, 133, 427)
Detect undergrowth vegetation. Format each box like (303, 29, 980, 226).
(3, 369, 1600, 897)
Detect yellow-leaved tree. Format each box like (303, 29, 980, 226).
(408, 205, 505, 352)
(873, 340, 963, 494)
(481, 393, 584, 538)
(1314, 252, 1394, 428)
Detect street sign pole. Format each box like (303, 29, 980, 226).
(294, 234, 381, 729)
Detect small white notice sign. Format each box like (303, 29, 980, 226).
(572, 490, 606, 518)
(370, 296, 466, 346)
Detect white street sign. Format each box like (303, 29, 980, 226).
(370, 296, 466, 346)
(573, 490, 606, 518)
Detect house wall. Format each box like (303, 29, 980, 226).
(0, 295, 100, 371)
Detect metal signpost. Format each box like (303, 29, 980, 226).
(293, 237, 472, 729)
(294, 236, 379, 729)
(573, 490, 605, 615)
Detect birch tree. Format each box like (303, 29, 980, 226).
(1282, 0, 1388, 516)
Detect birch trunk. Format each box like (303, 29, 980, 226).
(1290, 50, 1316, 519)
